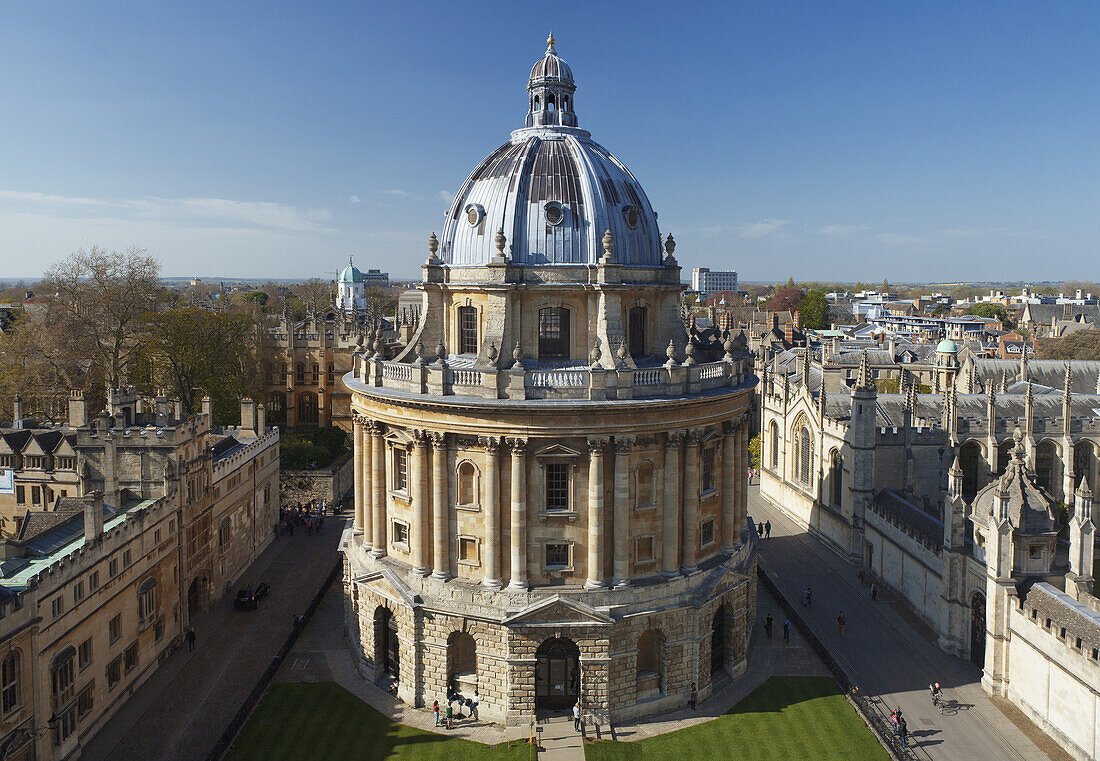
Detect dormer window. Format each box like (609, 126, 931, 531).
(544, 202, 564, 226)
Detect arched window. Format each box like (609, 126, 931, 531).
(547, 93, 556, 111)
(458, 306, 478, 354)
(138, 577, 158, 622)
(636, 461, 655, 507)
(1075, 441, 1096, 491)
(447, 632, 477, 688)
(797, 427, 812, 486)
(770, 422, 779, 469)
(996, 440, 1014, 476)
(1, 651, 19, 713)
(311, 363, 319, 384)
(628, 306, 647, 357)
(960, 441, 983, 502)
(1036, 441, 1057, 495)
(534, 95, 540, 111)
(538, 307, 570, 359)
(327, 363, 334, 385)
(830, 451, 843, 506)
(457, 461, 478, 506)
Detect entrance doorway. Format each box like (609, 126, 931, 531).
(375, 607, 399, 680)
(187, 576, 207, 618)
(970, 592, 986, 668)
(535, 637, 580, 711)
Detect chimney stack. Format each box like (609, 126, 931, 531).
(12, 395, 22, 424)
(84, 490, 104, 544)
(201, 396, 212, 417)
(256, 403, 266, 435)
(68, 390, 88, 428)
(240, 398, 256, 437)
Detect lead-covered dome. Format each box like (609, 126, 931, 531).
(439, 37, 662, 269)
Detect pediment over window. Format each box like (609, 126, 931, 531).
(353, 568, 422, 608)
(383, 428, 415, 447)
(504, 595, 613, 627)
(534, 443, 583, 459)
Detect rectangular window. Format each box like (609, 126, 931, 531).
(123, 549, 131, 567)
(219, 519, 230, 548)
(154, 618, 165, 642)
(701, 447, 716, 492)
(139, 584, 157, 622)
(109, 559, 118, 577)
(545, 543, 570, 568)
(628, 306, 646, 356)
(537, 307, 570, 359)
(31, 486, 40, 505)
(52, 657, 74, 705)
(124, 643, 138, 673)
(154, 529, 161, 545)
(51, 596, 64, 619)
(1029, 545, 1042, 560)
(459, 306, 478, 354)
(57, 706, 76, 743)
(546, 463, 569, 511)
(636, 536, 655, 563)
(15, 486, 23, 506)
(73, 581, 84, 605)
(77, 684, 94, 720)
(458, 537, 478, 563)
(107, 657, 121, 690)
(700, 518, 716, 547)
(78, 639, 92, 670)
(392, 521, 408, 547)
(89, 571, 99, 592)
(109, 614, 121, 644)
(393, 448, 407, 492)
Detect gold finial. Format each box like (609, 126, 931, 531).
(547, 31, 555, 52)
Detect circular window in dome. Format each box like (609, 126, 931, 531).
(544, 202, 564, 226)
(465, 204, 485, 227)
(624, 205, 639, 230)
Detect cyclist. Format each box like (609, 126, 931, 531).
(929, 682, 943, 708)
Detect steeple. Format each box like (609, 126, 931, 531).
(526, 35, 578, 128)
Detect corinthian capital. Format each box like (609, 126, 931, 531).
(587, 436, 609, 454)
(613, 436, 636, 454)
(508, 437, 528, 455)
(428, 431, 448, 448)
(665, 430, 686, 449)
(479, 435, 501, 453)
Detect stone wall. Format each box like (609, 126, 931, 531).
(280, 452, 353, 507)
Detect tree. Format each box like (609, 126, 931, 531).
(43, 247, 164, 390)
(767, 287, 804, 313)
(134, 307, 264, 424)
(244, 291, 269, 307)
(881, 277, 889, 292)
(748, 434, 761, 470)
(932, 303, 952, 317)
(1039, 329, 1100, 360)
(828, 303, 855, 325)
(293, 279, 333, 308)
(799, 290, 830, 330)
(966, 302, 1011, 327)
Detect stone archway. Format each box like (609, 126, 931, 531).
(535, 637, 580, 711)
(187, 575, 208, 618)
(970, 592, 986, 669)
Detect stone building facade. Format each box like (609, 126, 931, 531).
(342, 37, 757, 726)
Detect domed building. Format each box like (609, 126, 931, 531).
(342, 36, 758, 725)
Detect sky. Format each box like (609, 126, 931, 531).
(0, 1, 1098, 283)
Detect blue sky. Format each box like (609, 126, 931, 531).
(0, 1, 1097, 282)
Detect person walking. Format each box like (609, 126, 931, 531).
(898, 717, 909, 748)
(186, 626, 196, 652)
(858, 568, 866, 586)
(870, 582, 879, 601)
(470, 689, 480, 721)
(433, 700, 440, 727)
(764, 613, 773, 639)
(757, 521, 764, 536)
(837, 611, 846, 638)
(445, 701, 453, 730)
(689, 682, 698, 710)
(806, 585, 812, 607)
(764, 520, 771, 538)
(573, 701, 582, 732)
(782, 618, 791, 643)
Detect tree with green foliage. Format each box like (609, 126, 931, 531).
(245, 290, 269, 307)
(798, 290, 830, 330)
(748, 435, 760, 470)
(966, 302, 1011, 327)
(133, 307, 264, 424)
(932, 303, 952, 317)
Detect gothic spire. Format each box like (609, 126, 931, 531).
(855, 348, 873, 391)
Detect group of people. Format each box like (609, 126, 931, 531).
(749, 518, 771, 538)
(856, 569, 880, 601)
(889, 707, 909, 748)
(278, 500, 329, 536)
(433, 685, 480, 729)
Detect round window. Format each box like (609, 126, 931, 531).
(544, 202, 564, 226)
(624, 205, 639, 230)
(465, 204, 484, 227)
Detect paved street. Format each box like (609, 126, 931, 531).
(79, 517, 348, 761)
(749, 485, 1066, 761)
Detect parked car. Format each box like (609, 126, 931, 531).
(234, 582, 270, 610)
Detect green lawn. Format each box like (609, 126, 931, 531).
(586, 677, 888, 761)
(225, 683, 528, 761)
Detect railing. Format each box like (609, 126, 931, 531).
(700, 362, 726, 380)
(633, 368, 665, 386)
(381, 362, 412, 381)
(528, 369, 588, 388)
(449, 369, 482, 387)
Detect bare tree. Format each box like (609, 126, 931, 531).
(43, 247, 165, 390)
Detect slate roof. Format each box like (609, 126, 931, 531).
(968, 359, 1100, 395)
(972, 437, 1059, 535)
(870, 489, 944, 548)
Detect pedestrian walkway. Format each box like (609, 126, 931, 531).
(749, 485, 1057, 761)
(539, 715, 585, 761)
(79, 518, 348, 761)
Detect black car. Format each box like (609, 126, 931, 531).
(234, 582, 270, 610)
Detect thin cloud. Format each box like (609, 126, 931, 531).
(438, 190, 452, 203)
(818, 224, 868, 237)
(738, 219, 789, 238)
(348, 194, 361, 204)
(383, 189, 410, 197)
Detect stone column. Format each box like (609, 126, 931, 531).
(353, 414, 365, 535)
(481, 437, 502, 588)
(508, 438, 528, 590)
(612, 436, 634, 588)
(430, 432, 450, 580)
(721, 421, 737, 552)
(586, 437, 609, 590)
(662, 432, 684, 578)
(681, 430, 701, 574)
(411, 432, 430, 576)
(370, 422, 386, 558)
(739, 420, 749, 541)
